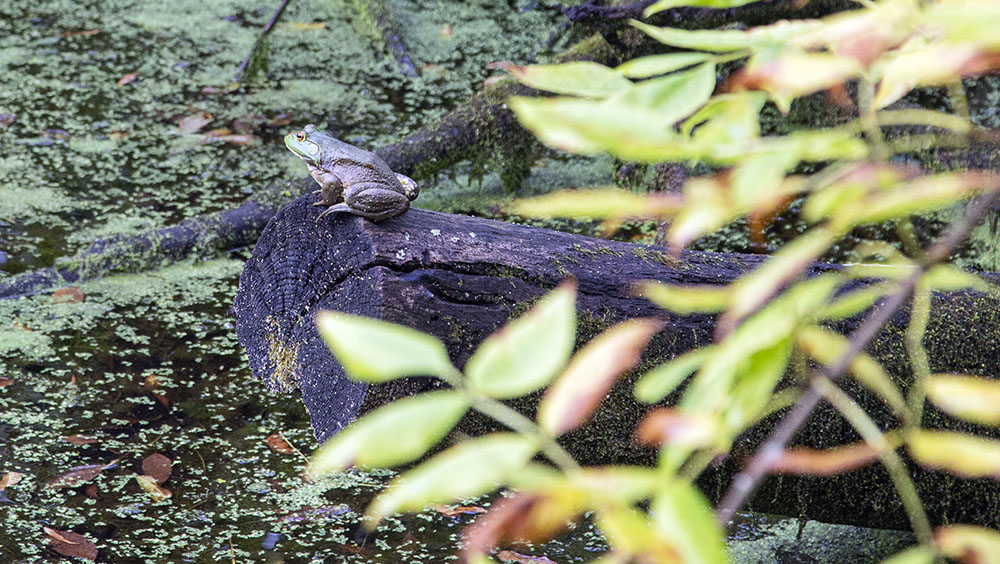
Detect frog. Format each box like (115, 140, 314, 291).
(284, 124, 418, 222)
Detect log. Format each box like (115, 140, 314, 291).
(233, 194, 1000, 529)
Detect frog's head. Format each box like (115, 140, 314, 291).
(284, 124, 332, 167)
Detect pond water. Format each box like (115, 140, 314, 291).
(0, 0, 615, 561)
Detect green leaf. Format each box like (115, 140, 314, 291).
(616, 52, 714, 78)
(509, 96, 695, 162)
(923, 265, 994, 292)
(597, 505, 681, 560)
(367, 433, 537, 520)
(508, 61, 633, 98)
(466, 281, 577, 399)
(935, 525, 1000, 564)
(630, 18, 818, 52)
(645, 0, 759, 15)
(539, 319, 663, 436)
(908, 430, 1000, 479)
(635, 347, 715, 403)
(612, 62, 717, 126)
(926, 374, 1000, 426)
(316, 311, 456, 382)
(636, 280, 730, 314)
(724, 339, 792, 431)
(651, 480, 729, 564)
(854, 171, 997, 225)
(308, 391, 470, 476)
(817, 283, 892, 320)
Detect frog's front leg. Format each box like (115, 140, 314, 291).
(307, 165, 344, 207)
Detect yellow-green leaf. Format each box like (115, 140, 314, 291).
(636, 281, 729, 314)
(616, 52, 714, 78)
(308, 391, 470, 476)
(635, 347, 715, 403)
(926, 374, 1000, 426)
(511, 188, 680, 220)
(651, 480, 729, 564)
(612, 62, 717, 126)
(645, 0, 758, 15)
(908, 430, 1000, 479)
(466, 281, 576, 398)
(316, 312, 456, 382)
(509, 61, 632, 98)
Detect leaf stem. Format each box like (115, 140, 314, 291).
(810, 377, 933, 545)
(904, 282, 932, 426)
(471, 396, 581, 472)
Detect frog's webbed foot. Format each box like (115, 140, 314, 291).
(315, 203, 350, 222)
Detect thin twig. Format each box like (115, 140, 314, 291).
(234, 0, 291, 83)
(715, 189, 1000, 526)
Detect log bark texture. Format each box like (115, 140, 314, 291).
(233, 194, 1000, 529)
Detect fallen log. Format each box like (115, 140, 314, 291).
(233, 194, 1000, 530)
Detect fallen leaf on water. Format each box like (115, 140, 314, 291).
(279, 504, 352, 525)
(266, 433, 295, 454)
(63, 435, 100, 445)
(0, 113, 16, 127)
(214, 134, 260, 145)
(84, 484, 99, 499)
(151, 392, 170, 408)
(141, 453, 172, 484)
(52, 286, 85, 303)
(47, 459, 119, 489)
(496, 550, 557, 564)
(277, 21, 325, 30)
(135, 475, 172, 501)
(62, 29, 100, 37)
(432, 505, 487, 517)
(0, 471, 24, 490)
(117, 72, 138, 86)
(177, 111, 212, 133)
(44, 527, 98, 561)
(439, 23, 453, 39)
(0, 375, 12, 387)
(268, 113, 292, 127)
(42, 129, 70, 141)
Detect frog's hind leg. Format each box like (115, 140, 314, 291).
(343, 186, 411, 222)
(315, 203, 349, 222)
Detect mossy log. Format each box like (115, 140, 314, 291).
(233, 194, 1000, 530)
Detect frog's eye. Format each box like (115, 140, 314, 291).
(295, 131, 306, 142)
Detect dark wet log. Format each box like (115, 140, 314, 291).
(233, 194, 1000, 530)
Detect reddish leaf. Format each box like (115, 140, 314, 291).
(63, 435, 100, 445)
(84, 484, 99, 499)
(47, 459, 118, 489)
(151, 392, 170, 408)
(770, 442, 886, 476)
(141, 453, 172, 484)
(497, 551, 557, 564)
(539, 319, 663, 436)
(0, 375, 12, 387)
(935, 525, 1000, 564)
(117, 73, 138, 87)
(462, 494, 581, 560)
(62, 29, 100, 37)
(0, 113, 16, 127)
(0, 471, 23, 490)
(635, 408, 719, 449)
(135, 475, 171, 501)
(44, 527, 98, 561)
(177, 111, 212, 133)
(432, 505, 487, 517)
(266, 433, 295, 454)
(52, 286, 84, 303)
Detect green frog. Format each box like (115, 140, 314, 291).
(284, 124, 418, 222)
